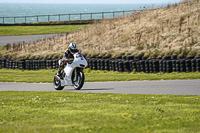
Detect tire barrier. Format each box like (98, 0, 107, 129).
(0, 55, 200, 73)
(180, 59, 186, 72)
(176, 60, 180, 72)
(145, 60, 150, 73)
(196, 58, 200, 72)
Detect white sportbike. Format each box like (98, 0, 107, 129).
(53, 52, 88, 90)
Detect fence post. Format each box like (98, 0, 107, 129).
(14, 17, 15, 24)
(25, 16, 26, 23)
(59, 14, 60, 21)
(48, 15, 50, 22)
(3, 17, 4, 24)
(113, 12, 115, 18)
(123, 11, 125, 17)
(69, 14, 70, 21)
(37, 16, 39, 22)
(90, 13, 93, 20)
(80, 13, 82, 20)
(102, 12, 104, 19)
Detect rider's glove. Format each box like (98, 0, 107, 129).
(62, 57, 67, 62)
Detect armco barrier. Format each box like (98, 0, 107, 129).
(0, 55, 200, 73)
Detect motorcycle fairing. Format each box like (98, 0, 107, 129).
(61, 64, 74, 86)
(60, 53, 88, 87)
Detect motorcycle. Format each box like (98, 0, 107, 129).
(53, 52, 88, 90)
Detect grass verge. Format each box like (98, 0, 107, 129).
(0, 25, 88, 36)
(0, 69, 200, 83)
(0, 46, 5, 52)
(0, 91, 199, 133)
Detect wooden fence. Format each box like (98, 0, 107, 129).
(0, 10, 137, 24)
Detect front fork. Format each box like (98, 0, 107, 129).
(74, 68, 78, 81)
(74, 68, 83, 81)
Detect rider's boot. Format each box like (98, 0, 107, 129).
(56, 71, 61, 76)
(57, 71, 64, 80)
(57, 66, 63, 76)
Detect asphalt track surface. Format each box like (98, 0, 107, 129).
(0, 34, 63, 46)
(0, 80, 200, 95)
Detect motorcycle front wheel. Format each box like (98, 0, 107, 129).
(74, 71, 85, 90)
(53, 75, 64, 90)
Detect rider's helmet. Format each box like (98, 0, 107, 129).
(69, 42, 78, 54)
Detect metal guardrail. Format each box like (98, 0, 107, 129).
(0, 10, 139, 24)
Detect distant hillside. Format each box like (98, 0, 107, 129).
(1, 0, 200, 59)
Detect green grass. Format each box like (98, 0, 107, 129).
(0, 91, 199, 133)
(0, 69, 200, 83)
(0, 25, 88, 36)
(0, 46, 5, 52)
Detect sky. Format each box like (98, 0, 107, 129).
(0, 0, 182, 4)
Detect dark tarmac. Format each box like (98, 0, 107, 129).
(0, 34, 64, 46)
(1, 80, 200, 95)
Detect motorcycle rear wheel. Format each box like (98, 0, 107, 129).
(74, 71, 85, 90)
(53, 75, 64, 90)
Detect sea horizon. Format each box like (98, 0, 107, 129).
(0, 2, 170, 4)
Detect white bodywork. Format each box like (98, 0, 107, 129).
(60, 53, 88, 86)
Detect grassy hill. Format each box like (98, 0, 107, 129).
(1, 0, 200, 59)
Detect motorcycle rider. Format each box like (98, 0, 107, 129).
(57, 42, 80, 76)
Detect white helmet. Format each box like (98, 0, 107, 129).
(69, 42, 78, 54)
